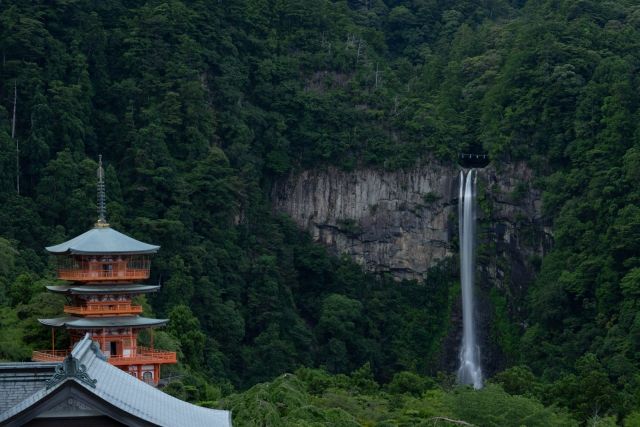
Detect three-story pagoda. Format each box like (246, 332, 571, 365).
(32, 156, 177, 385)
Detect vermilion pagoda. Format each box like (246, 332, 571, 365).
(32, 156, 176, 385)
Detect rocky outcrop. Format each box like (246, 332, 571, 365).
(272, 164, 456, 280)
(480, 163, 551, 297)
(272, 161, 550, 283)
(272, 160, 552, 375)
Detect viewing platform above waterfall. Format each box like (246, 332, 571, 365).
(458, 153, 490, 168)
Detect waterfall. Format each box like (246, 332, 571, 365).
(457, 169, 483, 389)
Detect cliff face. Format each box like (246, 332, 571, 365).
(272, 162, 549, 284)
(480, 163, 551, 301)
(272, 161, 551, 374)
(272, 164, 455, 280)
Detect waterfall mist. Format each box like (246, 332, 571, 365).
(457, 169, 483, 389)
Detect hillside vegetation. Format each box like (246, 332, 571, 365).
(1, 0, 640, 424)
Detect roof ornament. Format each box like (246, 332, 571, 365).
(96, 154, 109, 228)
(46, 354, 97, 389)
(90, 340, 108, 361)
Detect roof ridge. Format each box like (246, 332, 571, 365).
(71, 333, 101, 361)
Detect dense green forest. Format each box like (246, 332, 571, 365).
(2, 0, 640, 425)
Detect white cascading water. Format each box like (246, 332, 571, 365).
(457, 169, 483, 389)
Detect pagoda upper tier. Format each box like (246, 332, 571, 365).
(46, 226, 159, 282)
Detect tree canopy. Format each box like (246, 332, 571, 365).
(2, 0, 640, 424)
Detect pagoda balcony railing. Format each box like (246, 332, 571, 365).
(63, 303, 143, 316)
(107, 347, 177, 366)
(32, 347, 177, 365)
(57, 267, 150, 281)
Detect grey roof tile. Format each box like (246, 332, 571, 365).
(46, 284, 160, 294)
(46, 227, 160, 255)
(38, 315, 168, 329)
(0, 336, 232, 426)
(0, 363, 56, 413)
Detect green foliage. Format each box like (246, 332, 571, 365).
(0, 307, 30, 361)
(7, 274, 39, 307)
(0, 279, 65, 361)
(492, 365, 540, 397)
(220, 370, 577, 426)
(445, 384, 576, 427)
(221, 372, 360, 427)
(547, 354, 617, 422)
(386, 371, 436, 396)
(625, 411, 640, 427)
(168, 305, 207, 367)
(422, 192, 441, 205)
(489, 288, 521, 362)
(1, 0, 640, 423)
(0, 238, 17, 277)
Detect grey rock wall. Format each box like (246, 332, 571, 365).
(481, 163, 550, 295)
(272, 162, 550, 283)
(272, 161, 552, 375)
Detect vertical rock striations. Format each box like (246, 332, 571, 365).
(272, 164, 456, 280)
(272, 161, 549, 284)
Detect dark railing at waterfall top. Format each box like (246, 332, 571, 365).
(459, 153, 489, 160)
(458, 153, 490, 167)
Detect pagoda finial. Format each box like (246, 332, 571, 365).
(95, 154, 109, 228)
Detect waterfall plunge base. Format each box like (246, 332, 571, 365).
(457, 169, 483, 390)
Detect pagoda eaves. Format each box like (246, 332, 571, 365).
(39, 315, 168, 329)
(46, 283, 160, 295)
(45, 226, 160, 255)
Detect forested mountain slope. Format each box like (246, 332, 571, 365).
(1, 0, 640, 424)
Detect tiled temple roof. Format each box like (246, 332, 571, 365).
(0, 335, 232, 426)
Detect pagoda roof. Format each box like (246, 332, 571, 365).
(38, 316, 168, 329)
(0, 335, 232, 426)
(45, 226, 160, 255)
(46, 284, 160, 295)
